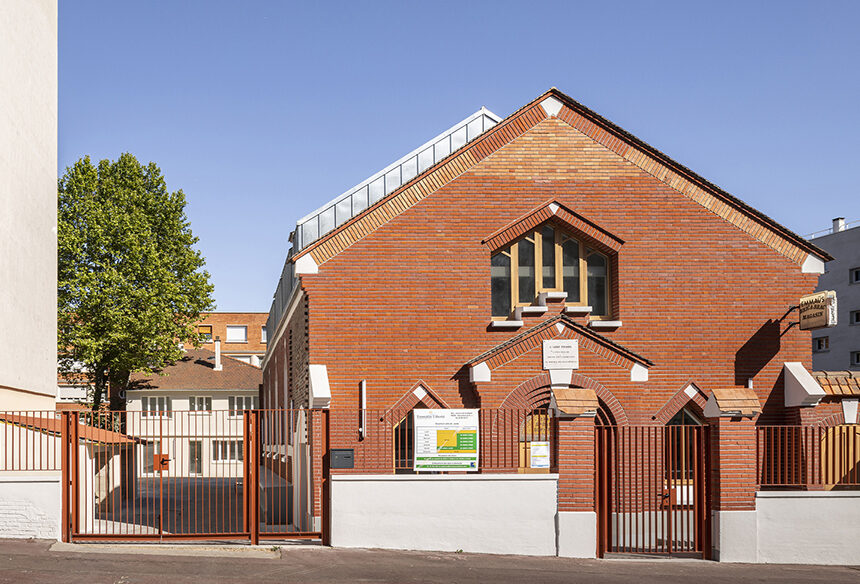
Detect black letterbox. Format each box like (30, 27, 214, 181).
(330, 448, 355, 469)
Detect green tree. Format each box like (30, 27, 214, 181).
(58, 153, 215, 409)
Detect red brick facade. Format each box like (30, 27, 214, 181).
(263, 89, 833, 528)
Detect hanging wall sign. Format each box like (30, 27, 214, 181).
(542, 339, 579, 370)
(413, 409, 479, 471)
(799, 291, 837, 330)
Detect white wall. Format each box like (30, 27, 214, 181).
(0, 473, 61, 538)
(756, 491, 860, 565)
(0, 0, 58, 402)
(331, 474, 558, 556)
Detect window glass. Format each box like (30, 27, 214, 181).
(198, 325, 213, 342)
(491, 252, 511, 317)
(587, 252, 607, 316)
(143, 441, 159, 473)
(261, 326, 267, 343)
(561, 238, 580, 302)
(518, 239, 535, 303)
(226, 326, 247, 343)
(189, 441, 202, 474)
(541, 226, 556, 289)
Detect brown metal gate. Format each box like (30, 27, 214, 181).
(596, 425, 710, 558)
(61, 409, 327, 543)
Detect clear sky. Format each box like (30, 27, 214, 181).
(59, 1, 860, 311)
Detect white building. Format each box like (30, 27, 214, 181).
(0, 0, 58, 409)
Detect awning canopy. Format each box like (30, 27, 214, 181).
(812, 371, 860, 398)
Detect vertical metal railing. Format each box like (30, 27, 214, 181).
(757, 425, 860, 489)
(596, 425, 709, 558)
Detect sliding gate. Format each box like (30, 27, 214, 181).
(596, 425, 710, 558)
(62, 409, 327, 543)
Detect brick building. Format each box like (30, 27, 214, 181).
(262, 89, 858, 561)
(197, 312, 268, 366)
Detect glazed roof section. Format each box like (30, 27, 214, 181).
(293, 107, 502, 252)
(267, 107, 501, 339)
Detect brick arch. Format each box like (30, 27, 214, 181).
(499, 372, 629, 426)
(654, 382, 708, 424)
(819, 412, 847, 427)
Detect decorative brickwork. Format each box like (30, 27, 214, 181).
(384, 380, 449, 415)
(654, 382, 708, 424)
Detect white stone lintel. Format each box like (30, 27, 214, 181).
(630, 363, 648, 382)
(469, 362, 492, 383)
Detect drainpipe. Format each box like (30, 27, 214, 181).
(214, 336, 223, 371)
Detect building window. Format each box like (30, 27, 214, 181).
(212, 440, 243, 461)
(851, 310, 860, 325)
(813, 337, 830, 353)
(261, 326, 268, 343)
(852, 351, 860, 367)
(851, 267, 860, 284)
(198, 325, 213, 343)
(141, 396, 171, 417)
(228, 395, 257, 416)
(667, 407, 702, 482)
(189, 396, 212, 412)
(189, 440, 203, 474)
(226, 325, 247, 343)
(491, 223, 611, 318)
(142, 440, 160, 473)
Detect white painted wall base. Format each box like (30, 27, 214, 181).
(712, 510, 757, 563)
(556, 511, 596, 558)
(331, 474, 558, 556)
(757, 491, 860, 565)
(0, 472, 61, 539)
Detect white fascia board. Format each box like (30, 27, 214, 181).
(801, 254, 826, 274)
(294, 254, 318, 275)
(630, 363, 648, 382)
(308, 364, 332, 409)
(469, 362, 491, 383)
(783, 362, 826, 408)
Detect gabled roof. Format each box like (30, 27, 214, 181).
(482, 199, 624, 254)
(465, 315, 653, 371)
(129, 348, 262, 391)
(292, 88, 831, 269)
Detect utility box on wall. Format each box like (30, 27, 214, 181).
(330, 448, 354, 469)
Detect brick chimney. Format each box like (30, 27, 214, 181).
(214, 336, 223, 371)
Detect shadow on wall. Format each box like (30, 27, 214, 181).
(735, 319, 780, 386)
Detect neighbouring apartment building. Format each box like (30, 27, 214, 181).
(0, 0, 57, 409)
(808, 217, 860, 371)
(261, 89, 859, 562)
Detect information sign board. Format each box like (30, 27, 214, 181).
(414, 409, 479, 471)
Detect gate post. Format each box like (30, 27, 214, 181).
(708, 416, 757, 562)
(60, 411, 71, 542)
(555, 413, 597, 558)
(245, 409, 260, 545)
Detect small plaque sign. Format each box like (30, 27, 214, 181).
(542, 339, 579, 370)
(799, 291, 837, 331)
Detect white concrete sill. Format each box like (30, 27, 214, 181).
(564, 305, 592, 314)
(588, 320, 622, 328)
(489, 320, 523, 329)
(332, 473, 559, 481)
(757, 490, 860, 498)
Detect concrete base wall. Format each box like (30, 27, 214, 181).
(331, 474, 558, 556)
(712, 509, 758, 563)
(756, 491, 860, 565)
(556, 511, 596, 558)
(0, 472, 61, 539)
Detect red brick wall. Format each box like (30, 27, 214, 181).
(199, 312, 268, 355)
(265, 117, 816, 426)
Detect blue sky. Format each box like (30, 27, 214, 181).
(59, 1, 860, 311)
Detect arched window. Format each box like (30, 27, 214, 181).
(666, 407, 702, 482)
(491, 223, 612, 318)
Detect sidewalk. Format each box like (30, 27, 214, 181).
(0, 539, 857, 584)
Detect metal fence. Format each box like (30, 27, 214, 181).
(0, 411, 63, 471)
(328, 408, 556, 474)
(757, 425, 860, 488)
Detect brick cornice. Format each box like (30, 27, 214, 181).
(466, 315, 652, 372)
(482, 200, 624, 255)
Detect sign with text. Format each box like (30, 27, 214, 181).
(542, 339, 579, 370)
(529, 441, 551, 469)
(414, 409, 479, 471)
(799, 291, 837, 330)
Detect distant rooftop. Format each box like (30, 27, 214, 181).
(292, 107, 502, 251)
(806, 217, 860, 240)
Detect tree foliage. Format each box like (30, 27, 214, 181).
(58, 154, 215, 409)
